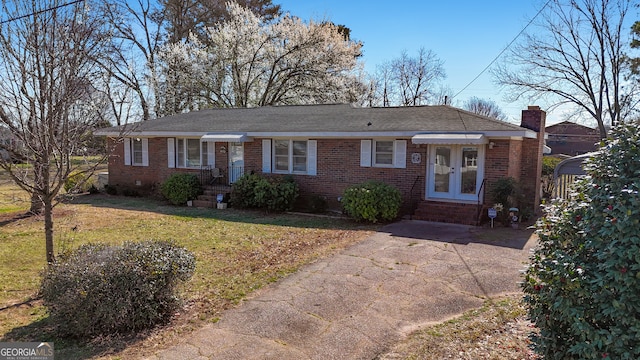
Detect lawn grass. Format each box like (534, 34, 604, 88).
(0, 185, 378, 359)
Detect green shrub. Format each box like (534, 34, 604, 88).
(64, 172, 93, 194)
(160, 173, 202, 205)
(231, 173, 298, 211)
(523, 122, 640, 359)
(41, 240, 195, 338)
(488, 177, 523, 225)
(341, 180, 401, 222)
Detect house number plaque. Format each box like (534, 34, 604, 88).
(411, 153, 421, 164)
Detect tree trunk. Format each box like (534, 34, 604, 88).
(29, 193, 43, 215)
(44, 198, 55, 264)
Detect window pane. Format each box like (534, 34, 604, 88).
(293, 156, 306, 172)
(132, 139, 143, 165)
(275, 140, 289, 156)
(460, 147, 478, 194)
(275, 156, 289, 171)
(177, 139, 185, 167)
(375, 141, 393, 165)
(187, 139, 200, 167)
(201, 142, 208, 166)
(434, 147, 450, 193)
(293, 141, 307, 156)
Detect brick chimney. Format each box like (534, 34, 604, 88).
(519, 106, 546, 216)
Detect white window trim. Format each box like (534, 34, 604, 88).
(361, 139, 406, 169)
(426, 144, 485, 202)
(175, 138, 206, 169)
(124, 137, 148, 167)
(268, 139, 317, 175)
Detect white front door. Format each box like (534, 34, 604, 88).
(427, 145, 484, 201)
(228, 142, 244, 183)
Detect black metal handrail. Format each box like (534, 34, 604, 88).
(476, 178, 487, 224)
(409, 175, 424, 220)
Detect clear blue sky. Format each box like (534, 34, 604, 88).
(277, 0, 553, 124)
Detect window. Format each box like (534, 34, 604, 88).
(176, 138, 207, 168)
(274, 140, 307, 173)
(132, 138, 144, 165)
(374, 140, 394, 166)
(360, 140, 406, 169)
(124, 138, 148, 166)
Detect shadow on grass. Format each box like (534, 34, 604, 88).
(65, 193, 378, 231)
(1, 313, 157, 360)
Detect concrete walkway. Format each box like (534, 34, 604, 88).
(148, 220, 537, 360)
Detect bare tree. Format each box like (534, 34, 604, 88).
(157, 3, 364, 112)
(98, 0, 166, 123)
(0, 0, 111, 264)
(463, 97, 508, 120)
(371, 48, 446, 107)
(494, 0, 634, 138)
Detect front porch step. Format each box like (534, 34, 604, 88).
(191, 199, 215, 208)
(412, 200, 483, 226)
(192, 184, 233, 208)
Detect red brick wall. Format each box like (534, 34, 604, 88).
(244, 139, 426, 212)
(519, 107, 546, 215)
(106, 127, 544, 223)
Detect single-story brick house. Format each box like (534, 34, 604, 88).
(545, 121, 601, 156)
(95, 104, 546, 225)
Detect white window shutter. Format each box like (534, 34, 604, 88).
(262, 139, 272, 173)
(123, 138, 131, 166)
(307, 140, 317, 175)
(141, 138, 149, 166)
(394, 140, 407, 168)
(167, 138, 175, 168)
(360, 140, 372, 167)
(207, 142, 216, 166)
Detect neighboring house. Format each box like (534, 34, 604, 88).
(545, 121, 601, 156)
(95, 104, 546, 225)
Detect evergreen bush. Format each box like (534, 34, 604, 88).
(523, 122, 640, 359)
(40, 240, 195, 338)
(231, 173, 298, 211)
(341, 180, 401, 222)
(160, 173, 202, 205)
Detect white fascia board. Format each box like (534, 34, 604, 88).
(95, 129, 537, 139)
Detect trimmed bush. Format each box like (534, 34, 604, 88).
(231, 173, 298, 211)
(523, 122, 640, 359)
(41, 240, 195, 338)
(341, 180, 401, 222)
(160, 173, 202, 205)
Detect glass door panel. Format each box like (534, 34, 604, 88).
(460, 147, 478, 194)
(229, 142, 244, 183)
(434, 146, 451, 194)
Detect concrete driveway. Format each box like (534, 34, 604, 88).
(147, 220, 537, 360)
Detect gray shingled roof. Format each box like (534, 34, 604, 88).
(96, 103, 530, 136)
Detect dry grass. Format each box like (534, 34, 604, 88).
(0, 191, 378, 359)
(379, 294, 539, 360)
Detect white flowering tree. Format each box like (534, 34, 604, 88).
(156, 3, 365, 114)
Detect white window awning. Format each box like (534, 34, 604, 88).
(200, 133, 252, 142)
(411, 133, 488, 145)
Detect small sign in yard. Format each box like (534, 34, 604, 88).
(488, 208, 497, 228)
